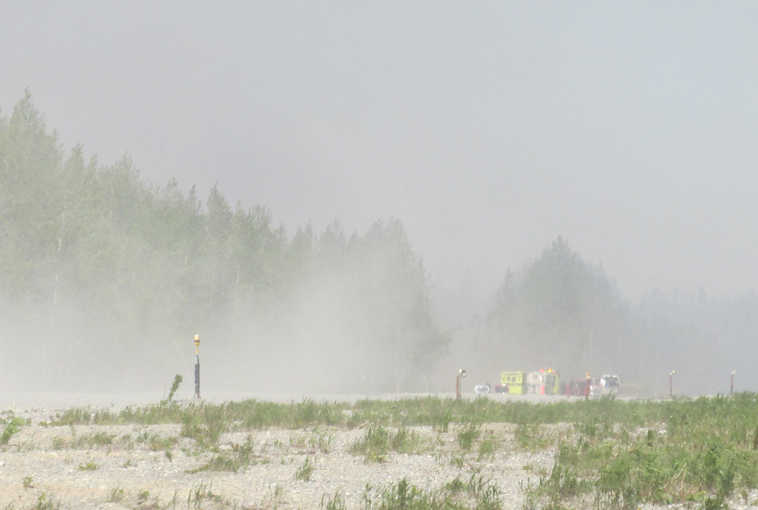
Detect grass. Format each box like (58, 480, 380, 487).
(166, 374, 183, 403)
(188, 436, 258, 473)
(135, 432, 178, 451)
(328, 475, 502, 509)
(34, 391, 758, 508)
(180, 404, 227, 447)
(46, 393, 694, 432)
(320, 490, 347, 510)
(309, 430, 334, 453)
(186, 482, 224, 509)
(514, 423, 551, 451)
(477, 431, 498, 460)
(77, 461, 97, 471)
(295, 456, 315, 481)
(137, 489, 150, 505)
(523, 394, 758, 508)
(108, 487, 125, 503)
(32, 493, 60, 510)
(349, 424, 424, 462)
(457, 423, 480, 451)
(73, 431, 115, 448)
(0, 415, 26, 445)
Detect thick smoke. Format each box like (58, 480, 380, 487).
(0, 93, 447, 394)
(1, 93, 757, 398)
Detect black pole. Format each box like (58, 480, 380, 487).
(194, 334, 200, 399)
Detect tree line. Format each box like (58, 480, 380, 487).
(0, 92, 446, 392)
(462, 238, 758, 395)
(2, 92, 755, 395)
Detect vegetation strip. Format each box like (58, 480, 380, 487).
(37, 393, 758, 507)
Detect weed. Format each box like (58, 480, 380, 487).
(457, 423, 480, 451)
(167, 374, 183, 403)
(22, 476, 33, 489)
(478, 433, 498, 460)
(137, 489, 150, 504)
(309, 430, 334, 453)
(366, 476, 504, 509)
(295, 456, 314, 481)
(390, 427, 423, 453)
(350, 424, 390, 462)
(378, 477, 442, 508)
(350, 424, 423, 463)
(186, 482, 223, 509)
(320, 490, 347, 510)
(148, 434, 178, 451)
(261, 484, 285, 509)
(515, 423, 550, 451)
(72, 431, 115, 449)
(188, 436, 256, 473)
(433, 407, 453, 432)
(181, 405, 227, 447)
(444, 476, 465, 494)
(29, 392, 758, 509)
(32, 493, 59, 510)
(467, 474, 502, 510)
(77, 461, 97, 471)
(108, 487, 125, 502)
(289, 434, 306, 449)
(0, 415, 24, 445)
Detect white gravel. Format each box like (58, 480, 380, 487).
(0, 415, 554, 509)
(2, 393, 756, 509)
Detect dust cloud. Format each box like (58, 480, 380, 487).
(2, 2, 758, 402)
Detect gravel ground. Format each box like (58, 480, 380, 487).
(0, 410, 554, 509)
(2, 394, 757, 509)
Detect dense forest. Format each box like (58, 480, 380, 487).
(2, 93, 756, 395)
(0, 93, 446, 392)
(447, 238, 758, 395)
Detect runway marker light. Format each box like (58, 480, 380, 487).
(194, 334, 201, 400)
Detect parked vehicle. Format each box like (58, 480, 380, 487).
(598, 374, 621, 395)
(496, 371, 526, 394)
(561, 378, 586, 396)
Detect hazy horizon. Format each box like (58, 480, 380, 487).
(3, 2, 758, 397)
(3, 2, 758, 315)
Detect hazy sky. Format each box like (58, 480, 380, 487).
(3, 1, 757, 310)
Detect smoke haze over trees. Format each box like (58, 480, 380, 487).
(1, 93, 757, 396)
(0, 93, 446, 392)
(451, 239, 758, 396)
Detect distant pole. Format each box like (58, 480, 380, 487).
(730, 370, 736, 396)
(194, 334, 201, 400)
(669, 370, 676, 398)
(456, 369, 467, 400)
